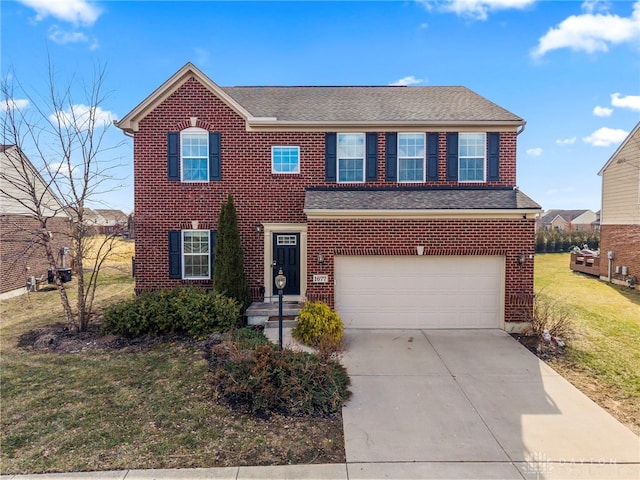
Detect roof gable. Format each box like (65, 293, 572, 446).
(598, 122, 640, 175)
(115, 63, 255, 133)
(0, 145, 68, 217)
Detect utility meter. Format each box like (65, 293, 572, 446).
(607, 251, 615, 260)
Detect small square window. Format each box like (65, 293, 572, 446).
(272, 146, 300, 174)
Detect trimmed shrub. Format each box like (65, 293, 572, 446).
(102, 287, 240, 339)
(209, 339, 351, 417)
(292, 301, 344, 350)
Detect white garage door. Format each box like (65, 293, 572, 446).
(334, 255, 504, 329)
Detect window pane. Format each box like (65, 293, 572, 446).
(459, 158, 484, 181)
(399, 158, 424, 182)
(181, 131, 209, 181)
(272, 146, 300, 173)
(338, 158, 364, 182)
(459, 133, 485, 182)
(398, 133, 425, 158)
(183, 230, 210, 279)
(337, 133, 364, 158)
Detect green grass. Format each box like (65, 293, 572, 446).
(0, 239, 344, 474)
(535, 253, 640, 431)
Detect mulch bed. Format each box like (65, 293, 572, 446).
(511, 333, 567, 361)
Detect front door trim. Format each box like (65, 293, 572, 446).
(262, 223, 307, 302)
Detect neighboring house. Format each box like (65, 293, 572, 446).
(115, 63, 541, 330)
(598, 122, 640, 289)
(83, 208, 105, 235)
(94, 209, 128, 235)
(537, 209, 598, 232)
(0, 145, 71, 299)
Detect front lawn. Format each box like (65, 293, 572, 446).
(535, 253, 640, 435)
(0, 239, 344, 475)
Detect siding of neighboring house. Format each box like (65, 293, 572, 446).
(0, 145, 72, 297)
(599, 123, 640, 288)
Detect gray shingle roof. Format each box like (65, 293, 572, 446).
(222, 86, 523, 123)
(304, 189, 541, 211)
(538, 209, 589, 225)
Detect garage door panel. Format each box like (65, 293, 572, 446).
(334, 255, 503, 329)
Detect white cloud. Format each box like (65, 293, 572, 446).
(49, 104, 116, 131)
(611, 92, 640, 111)
(17, 0, 101, 26)
(532, 1, 640, 58)
(2, 98, 30, 111)
(389, 75, 424, 86)
(419, 0, 535, 21)
(556, 137, 577, 145)
(583, 127, 629, 146)
(593, 105, 613, 117)
(526, 147, 543, 156)
(48, 27, 88, 44)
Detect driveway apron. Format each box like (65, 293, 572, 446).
(341, 329, 640, 476)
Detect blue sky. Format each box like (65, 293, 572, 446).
(2, 0, 639, 214)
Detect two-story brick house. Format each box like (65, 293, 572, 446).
(115, 63, 541, 331)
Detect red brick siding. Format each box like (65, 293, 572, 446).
(599, 225, 640, 285)
(305, 218, 536, 323)
(0, 215, 71, 294)
(132, 77, 526, 317)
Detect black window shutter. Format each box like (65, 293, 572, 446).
(488, 132, 500, 181)
(169, 230, 181, 279)
(210, 230, 217, 277)
(167, 132, 180, 181)
(325, 133, 337, 182)
(385, 132, 397, 182)
(209, 132, 221, 181)
(365, 133, 378, 181)
(446, 132, 459, 181)
(427, 133, 439, 181)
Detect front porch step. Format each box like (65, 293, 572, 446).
(245, 301, 305, 326)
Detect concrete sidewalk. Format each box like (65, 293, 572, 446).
(4, 329, 639, 480)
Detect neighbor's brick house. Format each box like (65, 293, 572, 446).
(115, 63, 541, 330)
(0, 145, 71, 298)
(598, 122, 640, 289)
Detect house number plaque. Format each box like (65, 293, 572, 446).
(312, 274, 329, 284)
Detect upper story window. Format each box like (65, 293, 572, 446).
(272, 146, 300, 174)
(459, 133, 486, 182)
(337, 133, 365, 183)
(182, 229, 210, 279)
(398, 133, 425, 183)
(181, 128, 209, 182)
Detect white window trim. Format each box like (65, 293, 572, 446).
(337, 132, 365, 184)
(397, 132, 426, 183)
(182, 229, 211, 280)
(271, 146, 300, 174)
(181, 127, 209, 183)
(458, 132, 487, 183)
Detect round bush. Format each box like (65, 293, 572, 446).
(292, 301, 344, 348)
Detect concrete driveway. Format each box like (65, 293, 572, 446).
(341, 329, 640, 479)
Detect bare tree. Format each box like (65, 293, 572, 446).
(1, 62, 125, 332)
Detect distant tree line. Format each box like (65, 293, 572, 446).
(535, 228, 600, 253)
